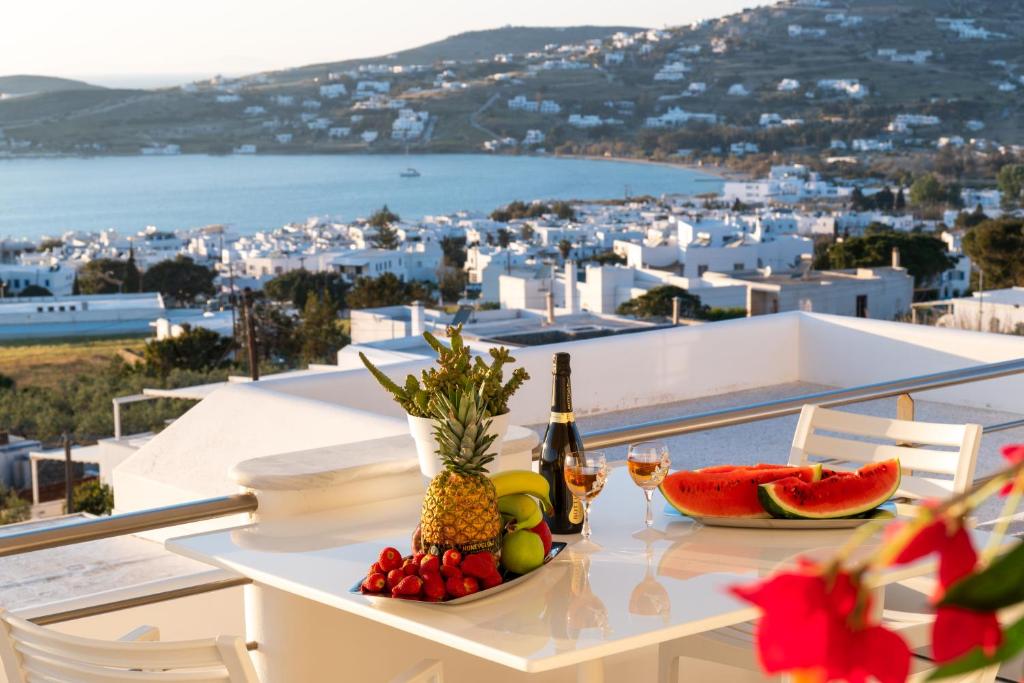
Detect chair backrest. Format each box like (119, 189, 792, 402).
(788, 405, 982, 500)
(0, 609, 258, 683)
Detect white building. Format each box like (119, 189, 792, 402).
(331, 249, 408, 283)
(946, 288, 1024, 333)
(0, 263, 76, 296)
(706, 266, 912, 320)
(644, 107, 717, 128)
(319, 84, 348, 99)
(0, 293, 166, 340)
(777, 79, 801, 92)
(676, 218, 813, 277)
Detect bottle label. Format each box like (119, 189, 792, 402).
(569, 498, 584, 524)
(549, 411, 575, 424)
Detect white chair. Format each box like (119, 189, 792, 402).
(0, 608, 259, 682)
(658, 405, 985, 683)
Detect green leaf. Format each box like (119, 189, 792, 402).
(927, 614, 1024, 680)
(941, 541, 1024, 612)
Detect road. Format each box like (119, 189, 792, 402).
(469, 93, 501, 139)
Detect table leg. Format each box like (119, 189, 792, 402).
(576, 659, 604, 683)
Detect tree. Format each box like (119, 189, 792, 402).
(0, 374, 14, 391)
(962, 218, 1024, 290)
(298, 294, 349, 364)
(954, 204, 988, 230)
(497, 228, 511, 249)
(558, 239, 573, 260)
(239, 301, 302, 367)
(18, 285, 52, 297)
(124, 249, 142, 292)
(826, 227, 954, 288)
(346, 273, 433, 309)
(909, 173, 947, 206)
(996, 164, 1024, 207)
(894, 188, 906, 212)
(264, 269, 347, 311)
(72, 480, 114, 515)
(141, 256, 216, 304)
(368, 204, 400, 229)
(0, 485, 29, 524)
(551, 201, 576, 221)
(368, 205, 401, 250)
(76, 257, 141, 295)
(437, 266, 466, 304)
(142, 325, 234, 377)
(875, 186, 895, 212)
(369, 224, 401, 250)
(521, 224, 535, 242)
(850, 187, 870, 212)
(440, 237, 467, 269)
(617, 286, 705, 320)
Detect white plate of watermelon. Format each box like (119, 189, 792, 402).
(660, 460, 901, 530)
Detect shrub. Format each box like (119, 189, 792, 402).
(72, 480, 114, 515)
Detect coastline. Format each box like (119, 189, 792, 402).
(553, 153, 749, 182)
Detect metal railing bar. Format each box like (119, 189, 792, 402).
(0, 493, 258, 558)
(28, 576, 253, 626)
(983, 418, 1024, 434)
(579, 358, 1024, 451)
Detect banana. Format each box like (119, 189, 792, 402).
(489, 470, 553, 513)
(498, 494, 544, 530)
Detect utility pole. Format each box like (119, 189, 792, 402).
(243, 288, 259, 381)
(63, 433, 73, 513)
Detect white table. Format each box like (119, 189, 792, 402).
(166, 467, 955, 682)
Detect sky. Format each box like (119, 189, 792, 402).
(4, 0, 773, 88)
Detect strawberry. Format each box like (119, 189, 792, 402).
(362, 572, 387, 593)
(386, 569, 405, 591)
(422, 576, 446, 601)
(445, 576, 468, 598)
(440, 564, 462, 580)
(480, 572, 503, 590)
(442, 549, 462, 567)
(378, 547, 403, 572)
(369, 562, 384, 575)
(412, 552, 426, 566)
(392, 575, 423, 597)
(419, 554, 440, 576)
(462, 576, 480, 595)
(401, 558, 419, 576)
(420, 569, 441, 585)
(461, 552, 497, 579)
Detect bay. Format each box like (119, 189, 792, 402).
(0, 154, 720, 240)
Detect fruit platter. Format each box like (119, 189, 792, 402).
(660, 459, 901, 529)
(353, 388, 562, 604)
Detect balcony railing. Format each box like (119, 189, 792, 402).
(3, 356, 1024, 626)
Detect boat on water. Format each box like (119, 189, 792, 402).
(400, 167, 421, 178)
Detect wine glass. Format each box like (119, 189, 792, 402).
(627, 441, 671, 534)
(563, 451, 608, 546)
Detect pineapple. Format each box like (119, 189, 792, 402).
(419, 388, 504, 556)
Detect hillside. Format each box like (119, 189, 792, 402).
(1, 3, 1023, 164)
(0, 75, 102, 95)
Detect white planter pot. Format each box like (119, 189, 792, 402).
(408, 411, 511, 481)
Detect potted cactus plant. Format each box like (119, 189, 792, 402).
(359, 325, 530, 478)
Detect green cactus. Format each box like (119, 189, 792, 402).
(358, 325, 530, 418)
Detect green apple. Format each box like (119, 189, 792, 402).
(501, 529, 545, 574)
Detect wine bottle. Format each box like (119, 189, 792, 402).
(539, 352, 585, 534)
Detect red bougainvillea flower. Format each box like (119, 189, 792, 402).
(999, 444, 1024, 495)
(731, 560, 910, 683)
(885, 513, 1003, 663)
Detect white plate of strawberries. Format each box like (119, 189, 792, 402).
(352, 543, 567, 605)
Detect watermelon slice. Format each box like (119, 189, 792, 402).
(661, 464, 823, 518)
(698, 463, 795, 474)
(758, 459, 901, 520)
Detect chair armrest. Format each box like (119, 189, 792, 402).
(119, 625, 160, 642)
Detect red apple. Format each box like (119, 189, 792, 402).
(528, 520, 553, 557)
